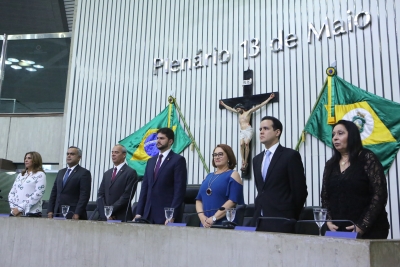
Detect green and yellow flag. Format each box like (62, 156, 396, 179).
(303, 68, 400, 173)
(119, 103, 191, 176)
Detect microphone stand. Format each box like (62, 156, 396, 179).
(0, 196, 26, 216)
(296, 219, 358, 236)
(185, 207, 226, 226)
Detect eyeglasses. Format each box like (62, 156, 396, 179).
(212, 152, 224, 158)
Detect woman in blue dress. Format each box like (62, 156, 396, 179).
(196, 144, 244, 227)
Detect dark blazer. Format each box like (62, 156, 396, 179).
(97, 163, 138, 221)
(252, 145, 308, 225)
(136, 150, 187, 224)
(47, 165, 92, 219)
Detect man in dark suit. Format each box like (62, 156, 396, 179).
(97, 144, 138, 221)
(48, 146, 92, 220)
(252, 116, 308, 229)
(134, 127, 187, 225)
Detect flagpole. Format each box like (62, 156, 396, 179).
(168, 96, 210, 173)
(0, 34, 8, 99)
(295, 78, 328, 151)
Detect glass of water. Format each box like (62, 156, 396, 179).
(164, 207, 174, 224)
(313, 208, 327, 236)
(104, 206, 113, 220)
(226, 208, 236, 222)
(61, 205, 70, 219)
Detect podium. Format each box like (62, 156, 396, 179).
(0, 217, 398, 266)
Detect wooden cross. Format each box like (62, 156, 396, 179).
(219, 69, 279, 178)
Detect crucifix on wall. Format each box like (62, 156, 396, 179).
(219, 69, 278, 178)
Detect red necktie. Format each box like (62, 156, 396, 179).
(154, 154, 163, 180)
(111, 167, 117, 182)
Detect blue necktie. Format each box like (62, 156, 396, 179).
(63, 168, 72, 187)
(262, 150, 271, 181)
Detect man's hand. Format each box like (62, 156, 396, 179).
(165, 218, 175, 225)
(269, 93, 275, 99)
(133, 214, 141, 222)
(72, 214, 80, 220)
(47, 212, 54, 219)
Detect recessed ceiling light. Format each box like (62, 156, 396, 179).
(5, 60, 12, 65)
(26, 67, 37, 72)
(11, 65, 22, 69)
(21, 60, 35, 65)
(33, 64, 44, 68)
(19, 61, 30, 67)
(8, 58, 19, 62)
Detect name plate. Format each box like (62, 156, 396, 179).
(234, 226, 256, 232)
(107, 220, 121, 223)
(325, 231, 358, 239)
(167, 223, 186, 227)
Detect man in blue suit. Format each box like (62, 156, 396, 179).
(134, 127, 187, 224)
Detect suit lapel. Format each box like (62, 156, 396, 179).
(62, 165, 79, 190)
(148, 156, 157, 188)
(152, 152, 174, 187)
(263, 145, 283, 188)
(110, 164, 126, 187)
(254, 153, 264, 187)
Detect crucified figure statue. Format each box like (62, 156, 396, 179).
(220, 93, 275, 171)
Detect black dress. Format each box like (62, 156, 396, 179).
(321, 148, 390, 239)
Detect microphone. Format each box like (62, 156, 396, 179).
(47, 211, 75, 218)
(124, 176, 141, 223)
(185, 207, 226, 224)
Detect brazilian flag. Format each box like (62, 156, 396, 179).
(303, 68, 400, 173)
(119, 103, 191, 176)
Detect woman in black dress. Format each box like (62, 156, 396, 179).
(321, 120, 389, 239)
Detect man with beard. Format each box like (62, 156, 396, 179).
(220, 93, 274, 171)
(134, 127, 187, 224)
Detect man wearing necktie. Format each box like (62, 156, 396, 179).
(135, 127, 188, 225)
(252, 116, 308, 230)
(47, 146, 92, 220)
(97, 144, 138, 221)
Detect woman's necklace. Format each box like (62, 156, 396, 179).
(20, 171, 31, 184)
(206, 169, 229, 196)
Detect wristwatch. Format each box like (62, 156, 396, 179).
(212, 216, 217, 222)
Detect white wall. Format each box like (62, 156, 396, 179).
(0, 115, 64, 163)
(66, 0, 400, 238)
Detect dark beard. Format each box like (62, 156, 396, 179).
(157, 143, 169, 151)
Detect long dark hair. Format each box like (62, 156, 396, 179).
(331, 120, 363, 165)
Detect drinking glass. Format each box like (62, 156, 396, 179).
(226, 208, 236, 222)
(22, 202, 28, 216)
(104, 206, 113, 220)
(313, 208, 327, 236)
(164, 207, 174, 224)
(61, 205, 70, 219)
